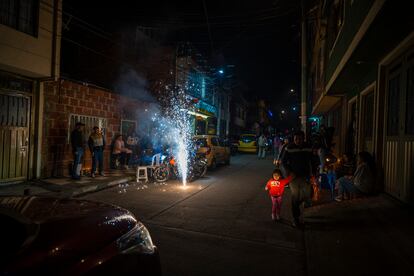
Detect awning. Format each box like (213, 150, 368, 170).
(311, 94, 341, 115)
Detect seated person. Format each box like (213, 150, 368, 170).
(112, 134, 132, 169)
(335, 151, 375, 201)
(335, 153, 355, 179)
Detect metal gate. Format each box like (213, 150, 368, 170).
(0, 93, 30, 183)
(384, 50, 414, 202)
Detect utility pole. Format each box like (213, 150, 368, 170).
(301, 0, 308, 136)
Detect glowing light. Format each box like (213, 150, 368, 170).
(187, 110, 209, 119)
(218, 69, 224, 74)
(281, 110, 286, 114)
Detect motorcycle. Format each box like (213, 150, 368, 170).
(153, 151, 208, 183)
(153, 153, 178, 183)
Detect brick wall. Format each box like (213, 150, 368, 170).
(41, 79, 148, 177)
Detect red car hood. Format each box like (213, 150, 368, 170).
(0, 196, 137, 273)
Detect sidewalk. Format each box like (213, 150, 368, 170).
(304, 194, 414, 276)
(0, 170, 136, 198)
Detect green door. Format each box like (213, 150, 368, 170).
(0, 93, 30, 183)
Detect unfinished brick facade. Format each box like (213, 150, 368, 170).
(41, 79, 149, 177)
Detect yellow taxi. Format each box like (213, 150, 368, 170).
(238, 134, 257, 153)
(194, 135, 231, 168)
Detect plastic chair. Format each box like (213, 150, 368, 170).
(136, 153, 162, 183)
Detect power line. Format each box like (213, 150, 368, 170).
(202, 0, 214, 53)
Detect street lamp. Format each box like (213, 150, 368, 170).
(218, 69, 224, 74)
(281, 110, 286, 114)
(290, 89, 294, 93)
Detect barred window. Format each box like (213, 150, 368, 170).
(68, 114, 107, 143)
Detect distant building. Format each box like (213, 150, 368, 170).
(175, 43, 230, 137)
(304, 0, 414, 203)
(229, 85, 248, 136)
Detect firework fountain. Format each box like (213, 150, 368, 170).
(160, 87, 193, 186)
(116, 68, 194, 187)
(145, 86, 194, 187)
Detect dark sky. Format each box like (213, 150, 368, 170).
(62, 0, 301, 106)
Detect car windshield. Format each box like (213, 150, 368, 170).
(195, 138, 208, 147)
(240, 135, 255, 143)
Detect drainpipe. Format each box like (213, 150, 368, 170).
(51, 0, 60, 80)
(301, 0, 308, 136)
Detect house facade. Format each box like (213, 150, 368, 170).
(0, 0, 62, 183)
(305, 0, 414, 203)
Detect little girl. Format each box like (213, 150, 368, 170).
(265, 169, 292, 221)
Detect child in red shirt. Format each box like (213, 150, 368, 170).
(265, 169, 292, 221)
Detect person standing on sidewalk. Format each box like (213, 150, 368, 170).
(70, 122, 85, 180)
(258, 134, 267, 159)
(88, 126, 106, 178)
(281, 131, 313, 228)
(273, 134, 281, 163)
(265, 168, 292, 221)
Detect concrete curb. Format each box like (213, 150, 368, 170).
(71, 176, 136, 197)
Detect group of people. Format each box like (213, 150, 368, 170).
(264, 131, 313, 227)
(70, 122, 134, 180)
(257, 133, 288, 160)
(264, 128, 377, 228)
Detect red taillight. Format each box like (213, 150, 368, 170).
(206, 146, 211, 155)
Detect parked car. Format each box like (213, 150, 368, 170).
(238, 134, 258, 153)
(194, 135, 231, 168)
(0, 196, 161, 275)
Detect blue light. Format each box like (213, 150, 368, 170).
(218, 69, 224, 74)
(268, 110, 273, 117)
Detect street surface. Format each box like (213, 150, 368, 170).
(81, 154, 306, 276)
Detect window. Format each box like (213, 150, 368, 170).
(195, 138, 207, 147)
(387, 74, 401, 136)
(68, 114, 107, 143)
(327, 0, 345, 52)
(406, 65, 414, 135)
(0, 0, 38, 36)
(0, 94, 28, 127)
(363, 92, 374, 139)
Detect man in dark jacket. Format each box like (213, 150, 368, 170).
(70, 122, 85, 180)
(281, 131, 313, 227)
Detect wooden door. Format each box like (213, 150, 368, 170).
(0, 93, 30, 183)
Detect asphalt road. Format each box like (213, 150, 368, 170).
(81, 154, 306, 276)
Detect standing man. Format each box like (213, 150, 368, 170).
(258, 134, 267, 159)
(281, 131, 313, 228)
(273, 134, 281, 165)
(70, 122, 85, 180)
(88, 126, 106, 178)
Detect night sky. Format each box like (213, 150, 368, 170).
(62, 0, 301, 108)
